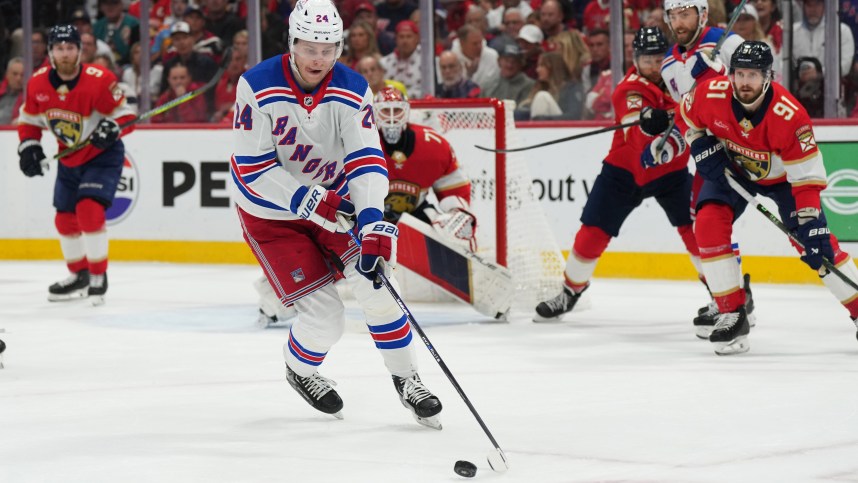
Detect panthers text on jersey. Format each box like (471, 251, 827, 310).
(681, 77, 827, 211)
(661, 26, 744, 102)
(604, 66, 690, 186)
(18, 63, 136, 167)
(230, 54, 388, 229)
(381, 123, 470, 222)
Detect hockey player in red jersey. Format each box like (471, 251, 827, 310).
(535, 27, 705, 321)
(232, 0, 441, 427)
(682, 41, 858, 355)
(374, 86, 477, 250)
(17, 24, 135, 305)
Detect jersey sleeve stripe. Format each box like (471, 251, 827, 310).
(234, 151, 277, 165)
(236, 159, 281, 184)
(345, 165, 388, 181)
(230, 157, 288, 211)
(344, 146, 385, 163)
(782, 152, 819, 165)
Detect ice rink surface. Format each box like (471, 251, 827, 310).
(2, 261, 858, 483)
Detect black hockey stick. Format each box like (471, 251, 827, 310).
(655, 0, 749, 152)
(54, 53, 231, 160)
(724, 169, 858, 291)
(337, 215, 509, 473)
(474, 120, 640, 153)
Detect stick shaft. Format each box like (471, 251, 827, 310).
(475, 120, 639, 154)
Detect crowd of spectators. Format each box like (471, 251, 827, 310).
(2, 0, 858, 125)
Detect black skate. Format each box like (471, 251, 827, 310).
(393, 374, 442, 430)
(693, 273, 755, 338)
(533, 285, 588, 322)
(48, 269, 90, 302)
(88, 272, 108, 306)
(285, 364, 343, 419)
(709, 306, 750, 355)
(853, 317, 858, 341)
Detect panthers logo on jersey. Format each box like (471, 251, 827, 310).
(726, 140, 771, 181)
(46, 109, 83, 146)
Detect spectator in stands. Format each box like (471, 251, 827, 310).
(31, 30, 50, 72)
(732, 4, 782, 81)
(517, 23, 545, 79)
(93, 52, 121, 78)
(160, 21, 218, 96)
(514, 51, 583, 120)
(376, 0, 418, 33)
(706, 0, 726, 26)
(122, 42, 163, 106)
(487, 0, 533, 31)
(794, 56, 825, 118)
(93, 0, 140, 64)
(642, 7, 669, 35)
(212, 47, 248, 122)
(153, 63, 209, 123)
(753, 0, 783, 53)
(793, 0, 855, 80)
(482, 43, 535, 106)
(489, 7, 526, 51)
(80, 33, 99, 64)
(465, 4, 493, 41)
(152, 0, 193, 61)
(94, 52, 137, 112)
(539, 0, 568, 38)
(380, 20, 423, 98)
(455, 24, 500, 91)
(232, 30, 249, 57)
(184, 6, 223, 60)
(582, 0, 640, 34)
(340, 21, 380, 70)
(204, 0, 245, 44)
(70, 8, 113, 58)
(436, 50, 482, 98)
(582, 29, 610, 92)
(548, 29, 589, 82)
(357, 55, 408, 96)
(0, 57, 24, 125)
(354, 2, 396, 55)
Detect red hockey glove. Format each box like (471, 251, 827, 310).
(357, 221, 398, 289)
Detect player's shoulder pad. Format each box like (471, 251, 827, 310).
(770, 82, 810, 120)
(328, 62, 370, 101)
(241, 55, 287, 94)
(32, 66, 50, 77)
(82, 63, 115, 80)
(410, 123, 450, 144)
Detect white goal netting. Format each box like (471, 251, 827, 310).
(409, 99, 565, 311)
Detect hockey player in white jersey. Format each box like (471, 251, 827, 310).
(659, 0, 755, 335)
(230, 0, 442, 428)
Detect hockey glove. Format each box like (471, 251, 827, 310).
(357, 221, 398, 289)
(433, 208, 478, 252)
(639, 107, 670, 136)
(90, 118, 121, 150)
(18, 139, 46, 177)
(795, 208, 834, 271)
(691, 136, 730, 187)
(641, 126, 686, 168)
(293, 185, 356, 233)
(690, 51, 726, 81)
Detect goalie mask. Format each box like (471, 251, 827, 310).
(47, 24, 82, 69)
(729, 40, 774, 107)
(288, 0, 343, 84)
(374, 86, 410, 145)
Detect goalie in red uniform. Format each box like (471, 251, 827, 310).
(682, 40, 858, 355)
(17, 24, 135, 305)
(535, 27, 706, 322)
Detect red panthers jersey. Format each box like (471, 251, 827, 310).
(18, 63, 136, 167)
(604, 66, 690, 186)
(681, 77, 827, 210)
(382, 123, 470, 221)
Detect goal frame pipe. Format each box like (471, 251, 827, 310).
(410, 98, 508, 267)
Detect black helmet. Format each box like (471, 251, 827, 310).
(730, 40, 773, 73)
(48, 24, 81, 50)
(633, 26, 669, 57)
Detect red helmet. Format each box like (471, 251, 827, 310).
(373, 86, 409, 144)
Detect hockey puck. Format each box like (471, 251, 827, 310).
(454, 460, 477, 478)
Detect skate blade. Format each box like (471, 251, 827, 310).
(47, 290, 88, 302)
(532, 313, 565, 323)
(695, 326, 713, 339)
(413, 414, 442, 430)
(747, 312, 756, 328)
(332, 411, 343, 420)
(89, 295, 105, 306)
(713, 335, 750, 356)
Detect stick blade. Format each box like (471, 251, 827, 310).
(487, 448, 509, 472)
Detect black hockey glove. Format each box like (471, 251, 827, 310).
(795, 208, 834, 271)
(90, 118, 121, 149)
(691, 136, 729, 187)
(639, 107, 670, 136)
(18, 139, 46, 177)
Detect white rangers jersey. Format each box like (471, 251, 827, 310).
(230, 54, 388, 228)
(661, 26, 744, 102)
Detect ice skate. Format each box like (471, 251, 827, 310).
(393, 374, 442, 430)
(533, 285, 588, 322)
(694, 273, 755, 338)
(853, 317, 858, 341)
(48, 269, 89, 302)
(285, 364, 343, 419)
(709, 307, 750, 355)
(88, 273, 108, 306)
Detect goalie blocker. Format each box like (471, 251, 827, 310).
(396, 213, 514, 319)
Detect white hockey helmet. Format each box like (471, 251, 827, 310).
(288, 0, 344, 73)
(663, 0, 708, 37)
(374, 86, 410, 145)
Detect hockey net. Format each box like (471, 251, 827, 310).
(407, 99, 565, 312)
